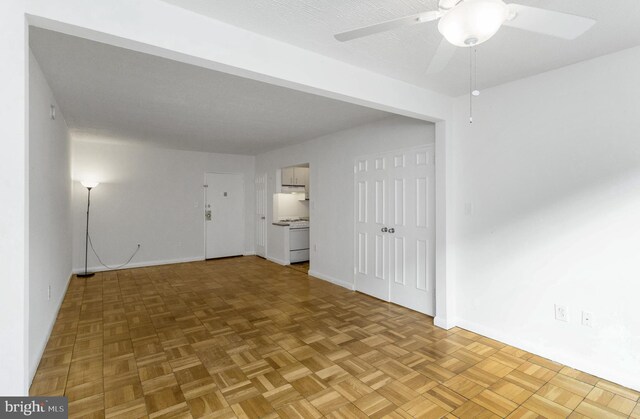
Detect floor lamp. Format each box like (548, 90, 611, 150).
(78, 180, 99, 278)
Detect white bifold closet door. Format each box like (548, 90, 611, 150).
(354, 145, 435, 316)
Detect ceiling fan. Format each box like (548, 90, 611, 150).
(334, 0, 596, 74)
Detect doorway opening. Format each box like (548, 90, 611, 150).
(272, 163, 310, 271)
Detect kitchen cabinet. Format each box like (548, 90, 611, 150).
(281, 166, 308, 187)
(281, 167, 295, 185)
(293, 167, 308, 187)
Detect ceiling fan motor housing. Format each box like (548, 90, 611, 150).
(438, 0, 510, 47)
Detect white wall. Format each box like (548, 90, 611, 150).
(273, 193, 309, 221)
(257, 115, 435, 288)
(1, 1, 29, 396)
(28, 52, 72, 380)
(451, 45, 640, 390)
(71, 139, 255, 272)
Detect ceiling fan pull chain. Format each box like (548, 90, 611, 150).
(470, 47, 480, 124)
(469, 47, 473, 124)
(474, 47, 478, 94)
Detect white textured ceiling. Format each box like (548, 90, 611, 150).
(29, 28, 392, 155)
(161, 0, 640, 96)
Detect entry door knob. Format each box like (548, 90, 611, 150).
(388, 228, 395, 233)
(381, 227, 388, 232)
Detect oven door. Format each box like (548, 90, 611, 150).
(290, 227, 309, 251)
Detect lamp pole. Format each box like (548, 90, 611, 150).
(78, 181, 99, 278)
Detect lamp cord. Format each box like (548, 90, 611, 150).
(88, 233, 140, 270)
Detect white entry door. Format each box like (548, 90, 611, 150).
(205, 173, 245, 259)
(255, 173, 267, 258)
(354, 146, 435, 316)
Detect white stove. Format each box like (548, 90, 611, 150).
(289, 223, 310, 263)
(289, 221, 309, 228)
(278, 218, 309, 228)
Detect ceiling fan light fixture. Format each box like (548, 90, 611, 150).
(438, 0, 509, 47)
(81, 180, 100, 189)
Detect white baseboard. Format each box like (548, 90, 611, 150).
(456, 318, 640, 392)
(30, 271, 73, 385)
(434, 316, 457, 330)
(72, 256, 204, 274)
(243, 251, 256, 256)
(308, 270, 355, 291)
(266, 256, 290, 266)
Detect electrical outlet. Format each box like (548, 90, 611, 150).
(582, 311, 593, 327)
(555, 304, 569, 322)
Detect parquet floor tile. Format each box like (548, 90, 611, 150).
(30, 256, 639, 418)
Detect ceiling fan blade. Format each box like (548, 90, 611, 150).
(426, 37, 457, 75)
(438, 0, 461, 11)
(334, 11, 441, 42)
(504, 4, 596, 40)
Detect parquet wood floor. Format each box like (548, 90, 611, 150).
(31, 256, 640, 418)
(288, 262, 309, 275)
